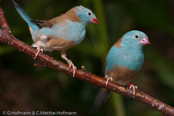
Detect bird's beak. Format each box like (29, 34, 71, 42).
(140, 37, 150, 45)
(91, 17, 99, 24)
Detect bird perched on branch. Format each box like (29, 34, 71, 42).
(12, 0, 99, 77)
(91, 30, 150, 114)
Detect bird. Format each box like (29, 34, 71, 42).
(91, 30, 150, 114)
(12, 0, 99, 77)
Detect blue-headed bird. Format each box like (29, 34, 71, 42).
(12, 0, 99, 77)
(92, 30, 150, 114)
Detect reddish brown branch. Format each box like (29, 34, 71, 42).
(0, 7, 174, 115)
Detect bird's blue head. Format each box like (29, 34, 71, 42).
(121, 30, 150, 49)
(75, 5, 99, 25)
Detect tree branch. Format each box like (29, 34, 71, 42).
(0, 7, 173, 116)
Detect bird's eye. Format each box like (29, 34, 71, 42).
(88, 12, 91, 16)
(135, 35, 139, 39)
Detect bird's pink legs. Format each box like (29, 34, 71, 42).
(61, 51, 77, 77)
(34, 46, 43, 59)
(128, 83, 138, 97)
(105, 75, 113, 87)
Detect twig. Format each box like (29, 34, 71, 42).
(0, 7, 173, 116)
(34, 63, 47, 67)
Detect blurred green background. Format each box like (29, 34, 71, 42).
(0, 0, 174, 116)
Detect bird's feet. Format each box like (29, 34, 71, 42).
(67, 59, 77, 77)
(105, 75, 113, 87)
(34, 48, 43, 59)
(61, 51, 77, 77)
(128, 83, 138, 97)
(81, 66, 88, 73)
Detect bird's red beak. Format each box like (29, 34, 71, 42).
(140, 37, 150, 45)
(91, 17, 99, 24)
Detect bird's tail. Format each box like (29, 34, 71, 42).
(12, 0, 38, 34)
(91, 88, 111, 114)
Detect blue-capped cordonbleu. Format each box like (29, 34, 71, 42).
(91, 30, 150, 114)
(12, 0, 99, 77)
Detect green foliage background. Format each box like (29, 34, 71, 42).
(0, 0, 174, 116)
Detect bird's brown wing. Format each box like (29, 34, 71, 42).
(30, 20, 47, 28)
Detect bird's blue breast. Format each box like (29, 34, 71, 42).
(35, 20, 86, 44)
(52, 20, 86, 44)
(105, 46, 144, 72)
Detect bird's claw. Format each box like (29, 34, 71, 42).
(81, 66, 87, 73)
(34, 48, 43, 59)
(128, 83, 138, 97)
(105, 75, 113, 87)
(68, 60, 77, 77)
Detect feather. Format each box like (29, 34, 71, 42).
(30, 20, 47, 28)
(91, 88, 111, 114)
